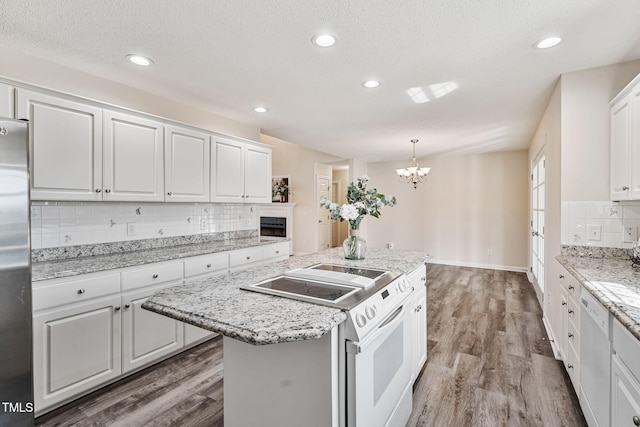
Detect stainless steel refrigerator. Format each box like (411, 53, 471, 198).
(0, 117, 34, 426)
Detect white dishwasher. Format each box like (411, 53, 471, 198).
(579, 288, 612, 427)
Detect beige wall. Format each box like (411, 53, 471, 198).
(560, 60, 640, 201)
(0, 46, 259, 141)
(262, 134, 342, 255)
(366, 150, 530, 271)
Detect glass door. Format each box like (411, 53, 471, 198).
(531, 152, 545, 292)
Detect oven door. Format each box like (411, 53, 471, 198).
(346, 300, 413, 427)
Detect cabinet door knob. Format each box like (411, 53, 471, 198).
(275, 250, 280, 254)
(77, 288, 85, 294)
(95, 188, 102, 193)
(124, 304, 131, 309)
(105, 189, 111, 193)
(623, 185, 630, 190)
(568, 309, 574, 314)
(559, 274, 564, 279)
(567, 364, 573, 369)
(152, 274, 159, 279)
(246, 256, 251, 260)
(562, 301, 567, 306)
(114, 306, 121, 311)
(568, 285, 574, 290)
(568, 333, 574, 338)
(167, 191, 173, 196)
(206, 263, 212, 268)
(633, 415, 640, 426)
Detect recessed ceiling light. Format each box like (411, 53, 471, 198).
(254, 107, 268, 113)
(533, 36, 562, 49)
(362, 80, 380, 88)
(126, 54, 154, 66)
(312, 33, 337, 48)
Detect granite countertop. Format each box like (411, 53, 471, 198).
(143, 248, 430, 346)
(556, 255, 640, 341)
(32, 236, 287, 282)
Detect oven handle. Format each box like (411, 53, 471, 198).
(347, 302, 408, 354)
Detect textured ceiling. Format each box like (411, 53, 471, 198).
(2, 0, 640, 161)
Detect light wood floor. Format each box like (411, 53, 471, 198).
(35, 264, 586, 426)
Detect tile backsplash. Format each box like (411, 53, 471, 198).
(561, 201, 640, 248)
(30, 201, 259, 249)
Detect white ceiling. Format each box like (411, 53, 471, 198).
(2, 0, 640, 162)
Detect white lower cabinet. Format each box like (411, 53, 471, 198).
(33, 242, 290, 414)
(611, 355, 640, 427)
(33, 294, 122, 414)
(407, 265, 427, 381)
(121, 285, 184, 373)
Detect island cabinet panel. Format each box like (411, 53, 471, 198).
(405, 265, 427, 382)
(103, 110, 164, 202)
(17, 88, 103, 201)
(33, 295, 122, 415)
(121, 285, 184, 373)
(223, 329, 340, 427)
(164, 125, 210, 203)
(0, 82, 13, 117)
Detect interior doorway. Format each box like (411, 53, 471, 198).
(316, 174, 331, 251)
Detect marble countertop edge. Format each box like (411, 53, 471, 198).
(556, 255, 640, 342)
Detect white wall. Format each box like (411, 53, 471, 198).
(561, 60, 640, 201)
(262, 134, 342, 255)
(367, 150, 530, 271)
(0, 46, 259, 141)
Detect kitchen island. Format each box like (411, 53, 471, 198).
(143, 247, 429, 427)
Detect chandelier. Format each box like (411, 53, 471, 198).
(395, 139, 431, 189)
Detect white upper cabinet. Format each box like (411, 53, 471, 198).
(0, 82, 13, 117)
(103, 110, 164, 202)
(610, 74, 640, 200)
(164, 125, 210, 203)
(17, 89, 103, 201)
(244, 144, 272, 203)
(211, 138, 272, 203)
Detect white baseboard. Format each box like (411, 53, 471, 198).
(426, 258, 528, 273)
(542, 315, 562, 360)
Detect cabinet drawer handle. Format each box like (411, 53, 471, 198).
(95, 188, 101, 193)
(562, 301, 567, 306)
(623, 185, 630, 191)
(114, 306, 121, 312)
(77, 288, 86, 294)
(167, 191, 173, 196)
(633, 415, 640, 426)
(206, 263, 212, 268)
(568, 309, 574, 314)
(568, 333, 574, 338)
(105, 189, 111, 193)
(567, 364, 573, 369)
(124, 304, 131, 309)
(152, 274, 159, 279)
(568, 285, 574, 290)
(246, 256, 251, 260)
(275, 250, 280, 254)
(559, 274, 564, 279)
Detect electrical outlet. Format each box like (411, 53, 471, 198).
(387, 242, 394, 249)
(200, 219, 207, 230)
(127, 222, 136, 236)
(625, 226, 637, 243)
(487, 248, 493, 256)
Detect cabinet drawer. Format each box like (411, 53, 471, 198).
(229, 247, 263, 268)
(566, 341, 580, 391)
(613, 319, 640, 383)
(121, 262, 183, 291)
(184, 253, 228, 278)
(262, 242, 289, 260)
(32, 273, 120, 311)
(567, 316, 580, 357)
(565, 275, 580, 299)
(567, 296, 580, 331)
